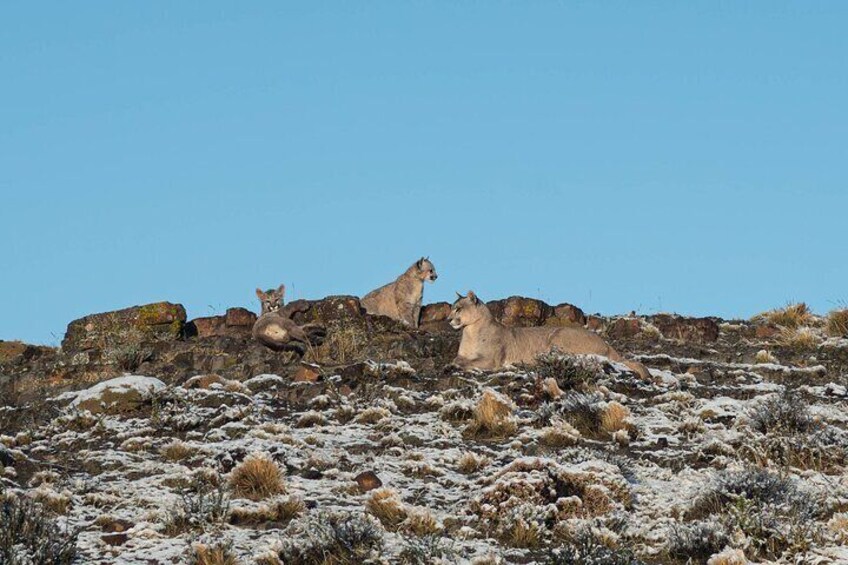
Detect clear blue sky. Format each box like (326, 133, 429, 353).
(2, 2, 846, 345)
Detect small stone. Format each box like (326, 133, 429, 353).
(354, 471, 382, 492)
(293, 365, 321, 383)
(101, 532, 129, 546)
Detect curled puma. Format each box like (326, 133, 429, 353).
(448, 291, 651, 379)
(361, 257, 437, 328)
(252, 285, 326, 353)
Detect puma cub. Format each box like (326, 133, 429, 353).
(448, 291, 651, 379)
(361, 257, 438, 328)
(252, 285, 326, 352)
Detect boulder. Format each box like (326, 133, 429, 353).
(187, 308, 256, 339)
(547, 303, 587, 327)
(68, 375, 166, 414)
(606, 318, 642, 339)
(649, 314, 720, 343)
(225, 307, 257, 328)
(188, 316, 226, 338)
(486, 296, 552, 327)
(420, 302, 452, 332)
(62, 302, 186, 353)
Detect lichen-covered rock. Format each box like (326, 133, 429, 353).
(62, 302, 186, 353)
(547, 303, 587, 327)
(487, 296, 551, 327)
(67, 375, 165, 414)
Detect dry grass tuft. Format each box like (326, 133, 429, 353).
(539, 418, 581, 447)
(295, 411, 327, 428)
(754, 349, 778, 364)
(456, 451, 490, 474)
(402, 507, 441, 536)
(828, 512, 848, 544)
(778, 326, 821, 350)
(229, 452, 285, 501)
(600, 401, 631, 435)
(365, 487, 407, 529)
(354, 406, 391, 424)
(229, 495, 305, 526)
(465, 388, 517, 438)
(756, 302, 813, 329)
(160, 439, 196, 462)
(191, 543, 238, 565)
(826, 309, 848, 337)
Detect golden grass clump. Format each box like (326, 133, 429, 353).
(754, 349, 778, 364)
(228, 495, 305, 526)
(354, 406, 391, 424)
(756, 302, 813, 329)
(191, 543, 238, 565)
(498, 513, 544, 548)
(465, 388, 517, 438)
(403, 507, 441, 536)
(457, 451, 491, 474)
(826, 309, 848, 337)
(160, 439, 196, 462)
(600, 401, 631, 435)
(229, 452, 285, 501)
(539, 419, 581, 448)
(778, 326, 821, 350)
(295, 410, 327, 428)
(828, 512, 848, 544)
(366, 487, 407, 529)
(541, 377, 563, 399)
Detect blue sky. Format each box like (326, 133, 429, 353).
(2, 2, 846, 345)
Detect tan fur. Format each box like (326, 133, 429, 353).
(252, 285, 326, 352)
(361, 257, 437, 328)
(448, 291, 651, 379)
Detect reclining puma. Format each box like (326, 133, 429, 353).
(448, 291, 651, 379)
(361, 257, 438, 328)
(252, 285, 326, 353)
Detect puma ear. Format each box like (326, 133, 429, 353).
(255, 288, 265, 299)
(455, 291, 464, 300)
(277, 284, 286, 298)
(416, 257, 424, 269)
(467, 290, 478, 304)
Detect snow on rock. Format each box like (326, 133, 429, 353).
(67, 375, 165, 414)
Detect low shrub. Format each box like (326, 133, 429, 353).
(0, 493, 79, 564)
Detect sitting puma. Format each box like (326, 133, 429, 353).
(361, 257, 438, 328)
(448, 291, 651, 379)
(252, 285, 326, 352)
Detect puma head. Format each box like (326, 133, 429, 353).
(415, 256, 438, 282)
(448, 290, 485, 329)
(255, 284, 285, 315)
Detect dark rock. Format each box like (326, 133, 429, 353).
(188, 316, 226, 338)
(420, 302, 452, 332)
(587, 316, 606, 332)
(225, 307, 257, 328)
(101, 533, 129, 546)
(607, 318, 642, 339)
(649, 314, 720, 343)
(354, 471, 382, 492)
